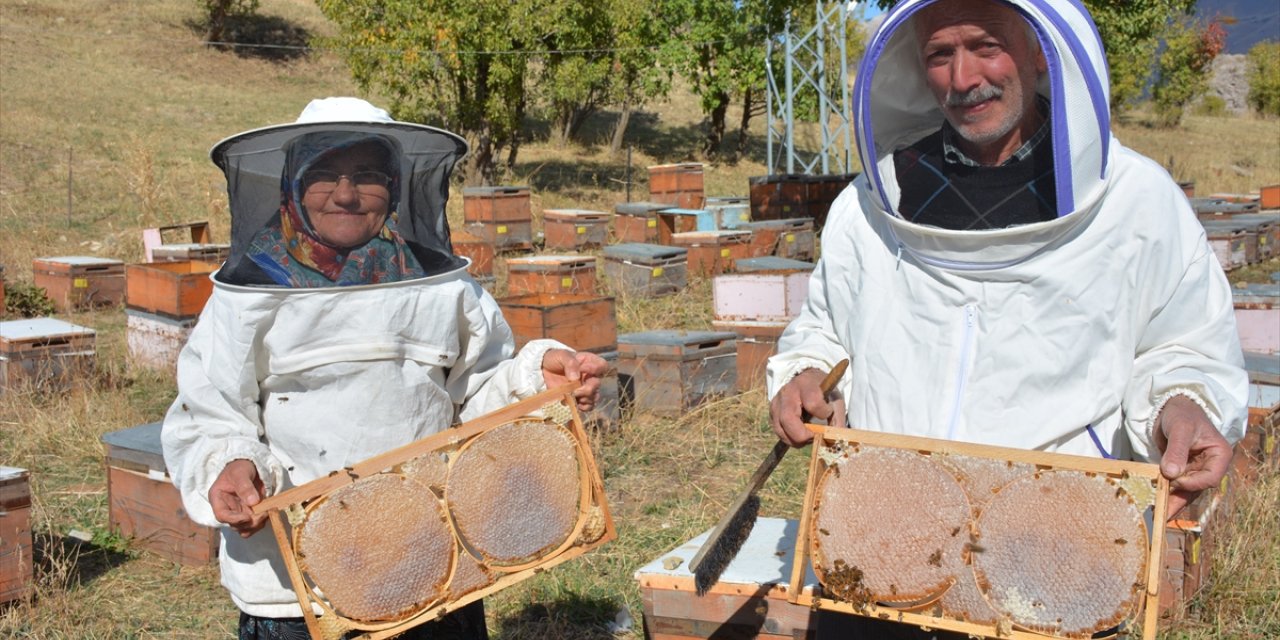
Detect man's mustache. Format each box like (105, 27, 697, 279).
(946, 84, 1003, 107)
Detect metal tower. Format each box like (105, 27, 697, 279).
(765, 2, 857, 176)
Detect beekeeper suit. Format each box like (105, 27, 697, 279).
(162, 98, 602, 627)
(767, 0, 1247, 524)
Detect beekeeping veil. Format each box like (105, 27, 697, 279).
(211, 97, 469, 285)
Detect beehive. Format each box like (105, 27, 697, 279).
(804, 174, 857, 230)
(655, 208, 702, 245)
(741, 218, 816, 260)
(1261, 184, 1280, 210)
(497, 293, 617, 354)
(713, 258, 814, 323)
(250, 386, 614, 640)
(463, 186, 533, 250)
(141, 221, 226, 263)
(748, 174, 809, 221)
(583, 350, 621, 431)
(125, 260, 218, 319)
(542, 209, 611, 250)
(613, 202, 671, 244)
(1228, 213, 1278, 261)
(601, 243, 688, 298)
(648, 163, 705, 209)
(700, 202, 751, 231)
(617, 330, 737, 415)
(792, 427, 1167, 640)
(124, 309, 198, 373)
(712, 320, 789, 392)
(0, 467, 32, 604)
(504, 255, 598, 297)
(1200, 220, 1254, 270)
(0, 318, 96, 393)
(452, 226, 496, 277)
(32, 256, 125, 312)
(672, 230, 753, 276)
(1233, 283, 1278, 354)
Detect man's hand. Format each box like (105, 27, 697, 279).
(769, 368, 847, 447)
(209, 459, 268, 538)
(542, 348, 609, 412)
(1153, 394, 1233, 520)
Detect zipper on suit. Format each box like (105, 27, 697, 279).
(945, 304, 978, 440)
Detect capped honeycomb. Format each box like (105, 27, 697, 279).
(972, 471, 1148, 638)
(447, 549, 494, 599)
(934, 453, 1033, 516)
(938, 564, 1001, 625)
(401, 452, 449, 491)
(446, 419, 582, 566)
(296, 473, 454, 622)
(812, 447, 971, 606)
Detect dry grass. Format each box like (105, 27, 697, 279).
(2, 1, 1279, 638)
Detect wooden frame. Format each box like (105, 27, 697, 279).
(789, 425, 1169, 640)
(250, 385, 616, 640)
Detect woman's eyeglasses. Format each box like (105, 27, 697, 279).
(302, 170, 392, 193)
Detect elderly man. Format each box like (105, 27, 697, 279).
(768, 0, 1245, 635)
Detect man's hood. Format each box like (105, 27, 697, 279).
(854, 0, 1115, 268)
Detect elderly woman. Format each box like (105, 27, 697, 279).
(162, 97, 605, 640)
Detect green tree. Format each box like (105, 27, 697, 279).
(1247, 41, 1280, 117)
(198, 0, 259, 44)
(605, 0, 674, 154)
(872, 0, 1198, 112)
(539, 1, 615, 146)
(1152, 18, 1224, 127)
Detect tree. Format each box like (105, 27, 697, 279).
(1152, 18, 1224, 127)
(872, 0, 1198, 112)
(1246, 41, 1280, 117)
(538, 1, 616, 146)
(604, 1, 673, 154)
(199, 0, 259, 44)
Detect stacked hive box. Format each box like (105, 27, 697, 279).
(1201, 220, 1254, 271)
(141, 221, 227, 263)
(463, 186, 533, 250)
(1261, 184, 1280, 209)
(699, 201, 751, 231)
(124, 261, 218, 372)
(33, 256, 125, 312)
(617, 330, 736, 416)
(648, 163, 705, 210)
(543, 209, 611, 250)
(102, 422, 219, 565)
(150, 244, 230, 263)
(613, 202, 671, 244)
(0, 467, 32, 604)
(1229, 213, 1279, 261)
(712, 257, 815, 391)
(655, 209, 702, 245)
(498, 293, 617, 354)
(748, 175, 809, 221)
(741, 218, 816, 260)
(804, 174, 857, 229)
(453, 226, 497, 291)
(602, 244, 688, 298)
(1233, 284, 1278, 355)
(505, 255, 599, 296)
(672, 231, 754, 276)
(0, 318, 96, 393)
(636, 517, 819, 639)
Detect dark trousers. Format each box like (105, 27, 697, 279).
(239, 600, 488, 640)
(815, 609, 968, 640)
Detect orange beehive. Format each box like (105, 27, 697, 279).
(463, 187, 533, 250)
(1261, 184, 1280, 210)
(453, 227, 496, 277)
(648, 163, 705, 210)
(712, 320, 789, 392)
(741, 218, 816, 260)
(0, 466, 32, 605)
(32, 256, 125, 312)
(613, 202, 670, 244)
(672, 231, 753, 276)
(125, 260, 218, 319)
(498, 293, 617, 354)
(505, 255, 598, 296)
(543, 209, 611, 250)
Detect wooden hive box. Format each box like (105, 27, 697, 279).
(748, 175, 810, 221)
(613, 202, 671, 244)
(617, 330, 737, 416)
(1239, 351, 1280, 481)
(699, 202, 752, 231)
(149, 244, 230, 264)
(125, 309, 198, 373)
(1201, 220, 1256, 270)
(102, 422, 219, 566)
(1261, 184, 1280, 210)
(648, 163, 705, 210)
(543, 209, 611, 250)
(1160, 493, 1223, 618)
(0, 318, 96, 393)
(463, 186, 533, 251)
(602, 243, 688, 298)
(1233, 283, 1279, 354)
(672, 231, 754, 277)
(803, 174, 857, 230)
(793, 427, 1170, 640)
(1227, 213, 1279, 261)
(713, 257, 814, 324)
(32, 256, 125, 312)
(742, 218, 816, 260)
(655, 208, 702, 245)
(636, 517, 819, 639)
(0, 466, 33, 605)
(505, 255, 599, 297)
(142, 221, 226, 263)
(498, 293, 617, 354)
(125, 260, 218, 320)
(712, 320, 789, 392)
(453, 226, 496, 277)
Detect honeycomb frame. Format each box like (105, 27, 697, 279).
(790, 425, 1169, 640)
(251, 384, 615, 640)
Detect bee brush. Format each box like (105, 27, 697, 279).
(688, 359, 849, 596)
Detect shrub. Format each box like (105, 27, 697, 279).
(1194, 94, 1227, 117)
(198, 0, 260, 43)
(1153, 19, 1226, 127)
(4, 281, 55, 318)
(1247, 41, 1280, 117)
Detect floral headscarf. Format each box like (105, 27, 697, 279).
(245, 131, 427, 287)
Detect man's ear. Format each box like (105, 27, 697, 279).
(1036, 50, 1048, 75)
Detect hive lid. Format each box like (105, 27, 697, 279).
(462, 185, 530, 196)
(34, 256, 124, 266)
(741, 217, 814, 230)
(506, 255, 597, 270)
(1200, 220, 1255, 233)
(705, 196, 748, 206)
(658, 208, 706, 216)
(0, 318, 96, 341)
(634, 516, 819, 587)
(1233, 283, 1280, 302)
(748, 174, 808, 186)
(101, 422, 165, 463)
(735, 257, 816, 273)
(0, 466, 29, 482)
(647, 162, 703, 170)
(671, 230, 750, 243)
(614, 201, 672, 216)
(619, 329, 736, 348)
(1227, 213, 1280, 224)
(543, 209, 608, 220)
(603, 243, 687, 261)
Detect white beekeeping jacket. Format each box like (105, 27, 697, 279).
(767, 0, 1247, 460)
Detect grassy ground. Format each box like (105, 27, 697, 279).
(2, 1, 1279, 638)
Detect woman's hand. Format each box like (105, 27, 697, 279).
(541, 348, 609, 411)
(208, 459, 268, 538)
